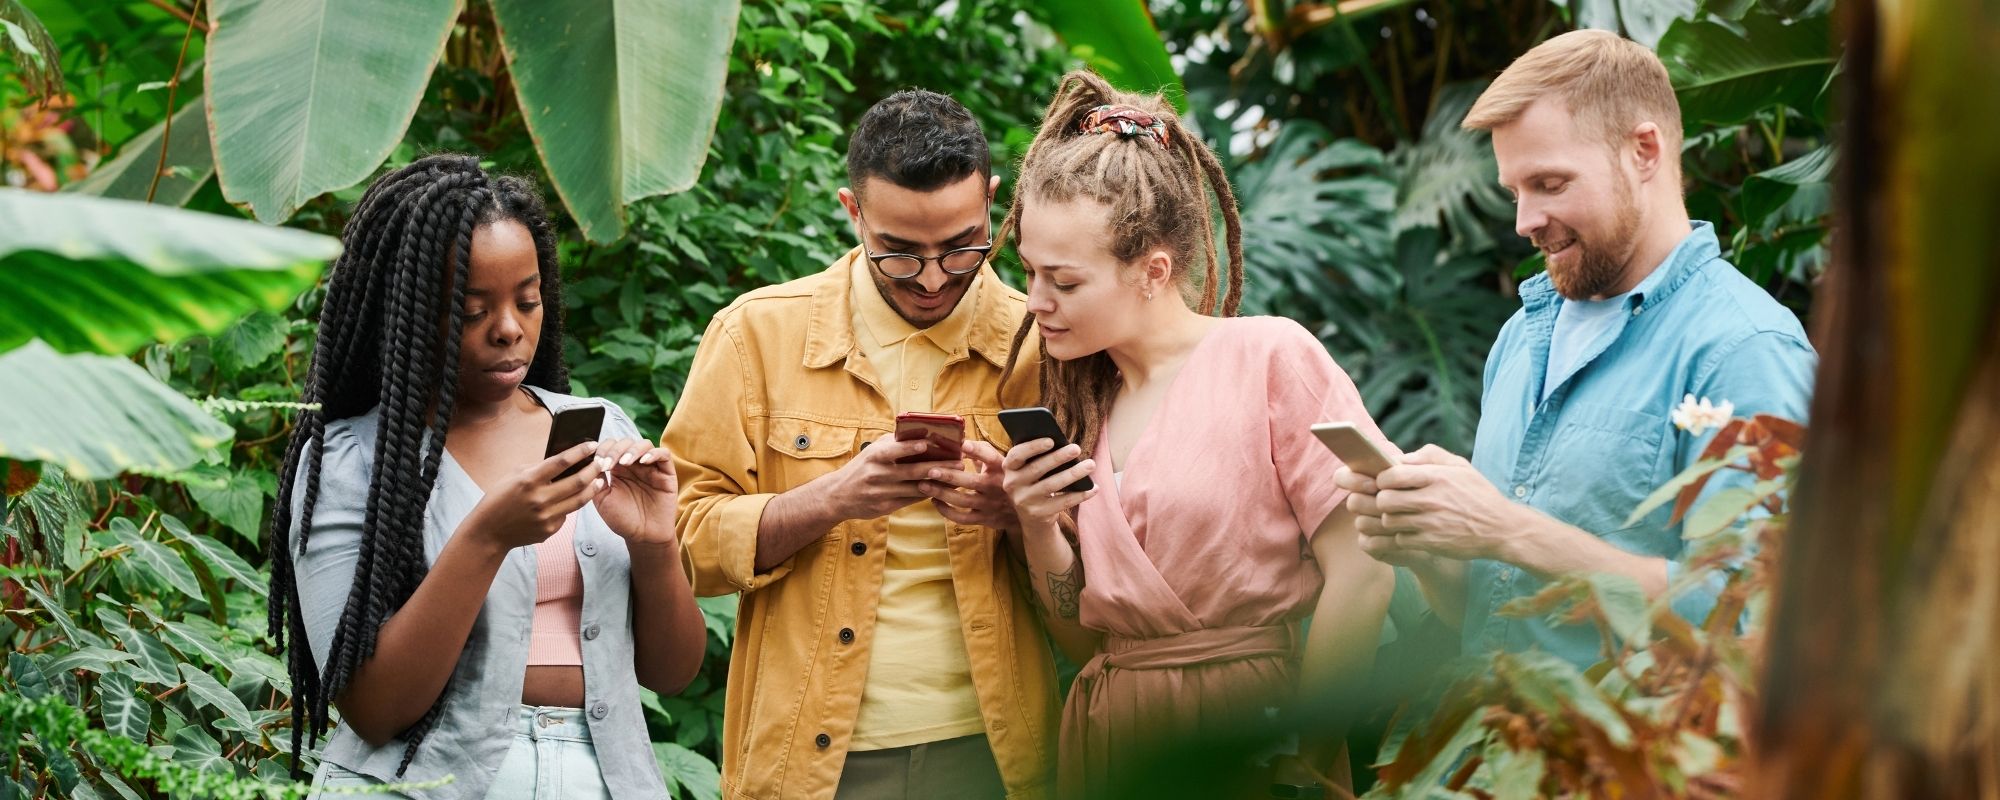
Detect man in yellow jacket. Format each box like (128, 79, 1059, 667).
(665, 89, 1055, 799)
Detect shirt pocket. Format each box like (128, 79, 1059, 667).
(1544, 402, 1672, 540)
(764, 417, 863, 488)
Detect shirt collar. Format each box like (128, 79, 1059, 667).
(803, 246, 1018, 370)
(1520, 220, 1722, 312)
(848, 251, 982, 352)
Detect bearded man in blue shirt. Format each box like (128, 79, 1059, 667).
(1336, 29, 1818, 666)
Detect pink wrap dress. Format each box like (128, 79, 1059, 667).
(1059, 316, 1390, 797)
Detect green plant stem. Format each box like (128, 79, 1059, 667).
(146, 0, 203, 204)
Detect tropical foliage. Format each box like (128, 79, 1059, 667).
(1364, 413, 1802, 798)
(1, 0, 1846, 797)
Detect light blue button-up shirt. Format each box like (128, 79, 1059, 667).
(1462, 221, 1817, 665)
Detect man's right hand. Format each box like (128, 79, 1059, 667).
(1335, 464, 1437, 571)
(817, 436, 949, 523)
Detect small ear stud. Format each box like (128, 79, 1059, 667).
(1144, 291, 1154, 301)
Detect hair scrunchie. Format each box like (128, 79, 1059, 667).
(1080, 104, 1171, 148)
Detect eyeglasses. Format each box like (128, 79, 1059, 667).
(857, 211, 993, 280)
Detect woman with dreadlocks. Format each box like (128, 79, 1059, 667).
(993, 72, 1397, 796)
(268, 154, 705, 799)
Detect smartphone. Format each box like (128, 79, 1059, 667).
(545, 404, 608, 481)
(1310, 422, 1397, 476)
(894, 412, 965, 464)
(997, 407, 1094, 493)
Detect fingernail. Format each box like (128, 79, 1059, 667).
(929, 469, 942, 479)
(619, 452, 636, 466)
(639, 453, 656, 464)
(585, 442, 600, 453)
(1079, 459, 1094, 469)
(916, 442, 928, 451)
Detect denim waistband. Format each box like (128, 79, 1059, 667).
(514, 705, 593, 743)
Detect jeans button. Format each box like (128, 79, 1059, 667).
(815, 733, 832, 749)
(589, 702, 608, 721)
(838, 627, 854, 644)
(850, 541, 867, 556)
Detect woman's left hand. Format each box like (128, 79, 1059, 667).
(589, 437, 680, 547)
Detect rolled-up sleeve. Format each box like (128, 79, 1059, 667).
(663, 317, 791, 597)
(292, 421, 373, 676)
(1668, 329, 1817, 626)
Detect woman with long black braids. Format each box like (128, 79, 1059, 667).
(268, 154, 705, 799)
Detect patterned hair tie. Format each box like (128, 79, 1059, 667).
(1080, 104, 1171, 148)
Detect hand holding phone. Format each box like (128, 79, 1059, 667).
(895, 412, 965, 464)
(998, 407, 1093, 493)
(1310, 422, 1396, 476)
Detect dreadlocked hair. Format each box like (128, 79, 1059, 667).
(265, 153, 567, 777)
(998, 70, 1245, 454)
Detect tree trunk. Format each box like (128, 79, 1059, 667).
(1754, 0, 2000, 796)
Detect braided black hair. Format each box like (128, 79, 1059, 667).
(266, 153, 568, 776)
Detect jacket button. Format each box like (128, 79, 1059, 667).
(795, 434, 811, 450)
(815, 733, 832, 749)
(850, 541, 867, 556)
(838, 628, 854, 644)
(580, 541, 599, 557)
(584, 624, 601, 641)
(589, 702, 609, 721)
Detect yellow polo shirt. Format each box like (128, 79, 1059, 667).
(845, 256, 986, 750)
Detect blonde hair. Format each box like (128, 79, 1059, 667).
(1462, 29, 1682, 154)
(998, 70, 1243, 453)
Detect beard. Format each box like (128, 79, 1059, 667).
(868, 266, 977, 327)
(1539, 178, 1641, 300)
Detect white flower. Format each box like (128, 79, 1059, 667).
(1671, 393, 1735, 436)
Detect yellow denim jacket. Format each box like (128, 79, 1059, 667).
(664, 248, 1055, 800)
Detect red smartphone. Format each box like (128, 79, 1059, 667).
(894, 412, 965, 464)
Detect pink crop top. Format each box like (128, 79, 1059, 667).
(527, 514, 584, 667)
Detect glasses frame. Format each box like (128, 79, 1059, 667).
(856, 210, 994, 280)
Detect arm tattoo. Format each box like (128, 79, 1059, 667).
(1045, 563, 1081, 619)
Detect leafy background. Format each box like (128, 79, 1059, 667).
(0, 0, 1834, 797)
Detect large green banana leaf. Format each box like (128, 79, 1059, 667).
(0, 341, 236, 481)
(0, 189, 336, 355)
(1037, 0, 1184, 113)
(489, 0, 741, 243)
(203, 0, 459, 223)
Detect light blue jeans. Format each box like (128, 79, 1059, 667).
(309, 706, 610, 799)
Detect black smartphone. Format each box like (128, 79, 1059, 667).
(996, 407, 1094, 493)
(544, 404, 607, 481)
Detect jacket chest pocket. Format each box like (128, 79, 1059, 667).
(764, 417, 863, 487)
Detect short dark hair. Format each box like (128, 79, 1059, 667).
(845, 89, 991, 197)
